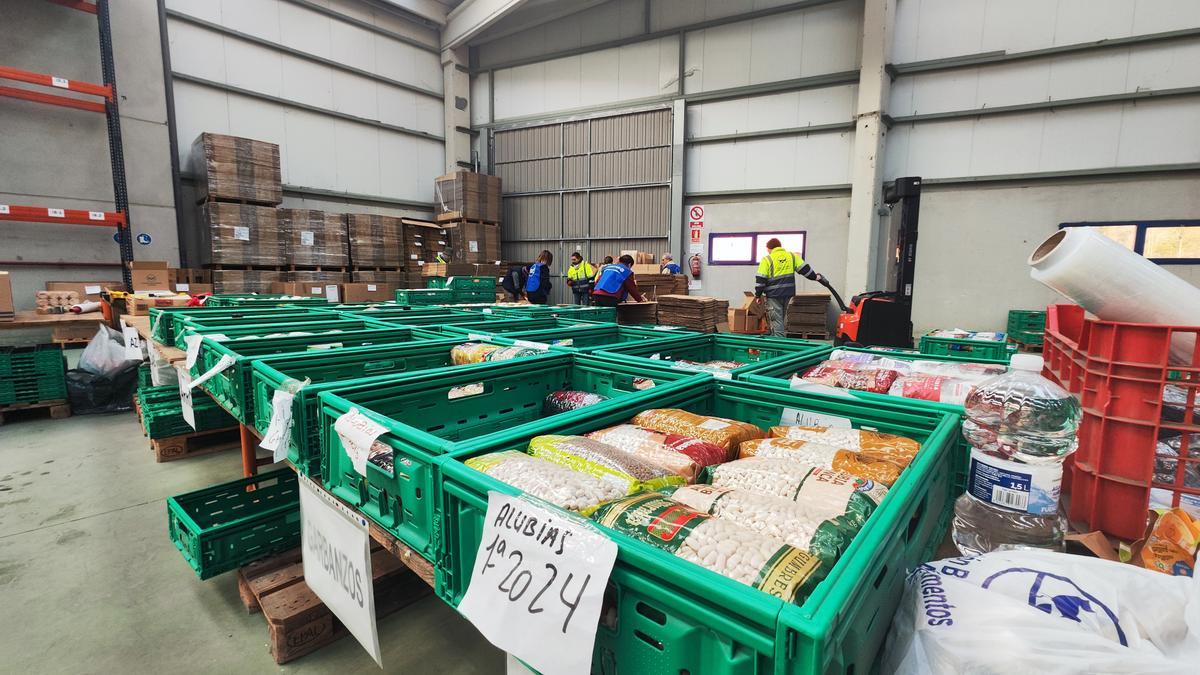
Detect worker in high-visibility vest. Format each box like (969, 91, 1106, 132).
(566, 252, 596, 305)
(754, 237, 824, 337)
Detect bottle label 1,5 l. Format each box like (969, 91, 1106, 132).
(967, 448, 1061, 515)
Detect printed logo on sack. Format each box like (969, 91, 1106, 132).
(981, 568, 1127, 646)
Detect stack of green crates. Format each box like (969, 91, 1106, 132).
(425, 276, 498, 303)
(137, 363, 154, 391)
(918, 333, 1017, 361)
(0, 344, 67, 405)
(1006, 309, 1046, 347)
(138, 385, 236, 438)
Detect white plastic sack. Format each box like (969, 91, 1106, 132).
(883, 549, 1200, 674)
(78, 324, 142, 376)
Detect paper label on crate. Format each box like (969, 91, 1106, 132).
(298, 475, 381, 666)
(183, 333, 204, 369)
(469, 241, 479, 252)
(175, 283, 190, 292)
(325, 285, 340, 302)
(176, 364, 196, 429)
(410, 254, 419, 259)
(512, 340, 549, 351)
(233, 226, 250, 241)
(88, 211, 105, 221)
(122, 325, 143, 360)
(967, 449, 1062, 515)
(367, 284, 377, 292)
(780, 407, 853, 428)
(299, 230, 314, 246)
(84, 284, 101, 295)
(310, 286, 322, 294)
(482, 308, 493, 314)
(189, 354, 236, 391)
(458, 492, 616, 675)
(259, 389, 297, 462)
(467, 333, 489, 341)
(334, 408, 388, 476)
(47, 208, 65, 218)
(0, 205, 8, 214)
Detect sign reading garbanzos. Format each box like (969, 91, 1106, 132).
(298, 475, 381, 665)
(458, 492, 617, 675)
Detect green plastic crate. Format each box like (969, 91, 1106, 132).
(204, 294, 331, 308)
(395, 289, 455, 305)
(0, 344, 67, 405)
(437, 378, 960, 675)
(453, 289, 497, 303)
(594, 333, 828, 379)
(139, 385, 236, 438)
(919, 334, 1017, 361)
(425, 276, 496, 291)
(485, 304, 618, 322)
(173, 311, 335, 347)
(316, 354, 709, 561)
(251, 336, 508, 477)
(1006, 309, 1046, 334)
(743, 345, 1008, 493)
(190, 324, 432, 424)
(166, 469, 301, 580)
(176, 315, 394, 349)
(443, 322, 703, 354)
(151, 306, 326, 344)
(137, 364, 154, 390)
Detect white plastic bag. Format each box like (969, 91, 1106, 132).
(78, 324, 142, 376)
(883, 549, 1200, 674)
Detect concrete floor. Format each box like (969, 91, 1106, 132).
(0, 410, 504, 673)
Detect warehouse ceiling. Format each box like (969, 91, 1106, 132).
(466, 0, 609, 45)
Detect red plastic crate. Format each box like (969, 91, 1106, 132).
(1044, 304, 1200, 540)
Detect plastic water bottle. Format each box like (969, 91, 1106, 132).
(952, 354, 1081, 555)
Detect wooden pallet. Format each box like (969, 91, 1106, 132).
(0, 399, 71, 426)
(150, 425, 240, 462)
(786, 331, 830, 341)
(237, 545, 431, 664)
(1008, 337, 1043, 353)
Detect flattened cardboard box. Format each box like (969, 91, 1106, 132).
(346, 214, 404, 268)
(198, 203, 284, 267)
(279, 209, 349, 267)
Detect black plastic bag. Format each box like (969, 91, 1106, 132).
(66, 362, 139, 414)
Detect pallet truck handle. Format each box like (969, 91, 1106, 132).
(816, 276, 849, 312)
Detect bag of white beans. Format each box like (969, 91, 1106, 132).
(659, 484, 860, 565)
(769, 425, 920, 466)
(591, 492, 825, 603)
(464, 450, 626, 515)
(709, 456, 888, 527)
(738, 437, 904, 486)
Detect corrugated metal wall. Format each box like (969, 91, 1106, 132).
(494, 108, 673, 302)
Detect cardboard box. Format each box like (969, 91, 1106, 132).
(445, 220, 501, 264)
(434, 171, 502, 223)
(631, 264, 659, 275)
(341, 283, 396, 303)
(727, 309, 766, 334)
(346, 214, 404, 268)
(198, 203, 284, 267)
(130, 261, 172, 293)
(213, 269, 283, 294)
(172, 282, 213, 295)
(421, 262, 477, 277)
(46, 280, 122, 302)
(0, 271, 13, 321)
(126, 294, 191, 316)
(740, 292, 767, 317)
(270, 282, 336, 299)
(402, 218, 449, 264)
(279, 209, 349, 267)
(621, 250, 655, 265)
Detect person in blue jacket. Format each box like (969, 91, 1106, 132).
(524, 250, 554, 304)
(660, 253, 681, 274)
(592, 254, 646, 307)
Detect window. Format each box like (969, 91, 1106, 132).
(1060, 221, 1200, 264)
(708, 231, 808, 265)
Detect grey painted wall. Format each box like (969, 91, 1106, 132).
(913, 174, 1200, 334)
(684, 194, 850, 326)
(1, 0, 177, 311)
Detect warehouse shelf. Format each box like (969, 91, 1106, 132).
(1, 0, 134, 289)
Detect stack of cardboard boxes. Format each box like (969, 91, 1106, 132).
(728, 293, 768, 334)
(435, 171, 503, 266)
(191, 133, 285, 293)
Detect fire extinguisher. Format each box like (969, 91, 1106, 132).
(689, 254, 701, 279)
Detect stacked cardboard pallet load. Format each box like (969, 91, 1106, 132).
(657, 295, 728, 333)
(192, 133, 285, 293)
(786, 292, 831, 339)
(270, 209, 349, 299)
(435, 171, 503, 267)
(396, 218, 450, 288)
(633, 273, 688, 300)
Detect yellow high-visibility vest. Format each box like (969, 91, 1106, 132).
(567, 262, 595, 282)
